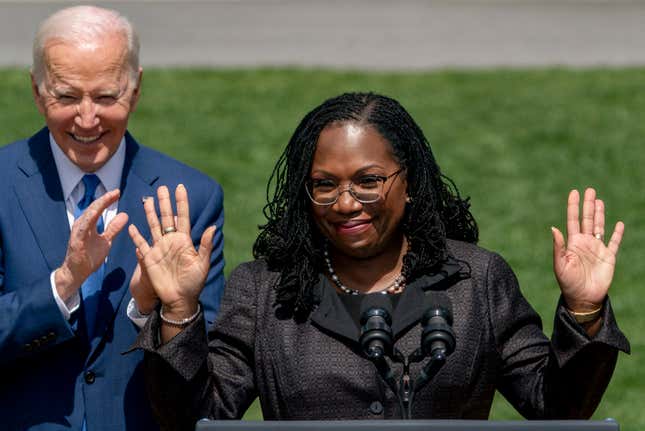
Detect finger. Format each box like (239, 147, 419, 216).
(581, 188, 596, 235)
(143, 196, 162, 243)
(551, 226, 566, 272)
(133, 248, 151, 278)
(128, 224, 151, 255)
(566, 189, 580, 236)
(607, 221, 625, 256)
(157, 186, 175, 231)
(175, 184, 191, 235)
(198, 225, 217, 263)
(90, 188, 120, 213)
(594, 199, 605, 239)
(135, 247, 144, 261)
(79, 189, 121, 235)
(103, 212, 129, 242)
(129, 263, 141, 289)
(138, 251, 151, 280)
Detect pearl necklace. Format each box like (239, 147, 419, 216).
(323, 249, 406, 295)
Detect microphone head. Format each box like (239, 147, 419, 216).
(359, 293, 394, 359)
(421, 291, 456, 357)
(360, 293, 393, 325)
(422, 292, 453, 325)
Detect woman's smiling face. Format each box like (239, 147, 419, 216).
(309, 122, 408, 260)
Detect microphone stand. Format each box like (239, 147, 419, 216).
(361, 295, 454, 419)
(369, 349, 405, 419)
(368, 344, 449, 419)
(364, 334, 451, 419)
(405, 348, 448, 419)
(390, 347, 443, 419)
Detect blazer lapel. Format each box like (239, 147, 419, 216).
(88, 134, 158, 355)
(13, 129, 70, 272)
(392, 258, 465, 338)
(310, 277, 361, 343)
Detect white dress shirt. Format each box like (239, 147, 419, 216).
(49, 133, 125, 320)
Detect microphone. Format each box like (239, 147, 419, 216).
(403, 293, 456, 419)
(421, 292, 456, 359)
(359, 294, 394, 360)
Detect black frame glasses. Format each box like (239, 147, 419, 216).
(305, 168, 404, 206)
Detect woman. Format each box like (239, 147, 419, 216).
(129, 93, 629, 430)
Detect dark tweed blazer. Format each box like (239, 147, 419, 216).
(135, 240, 630, 431)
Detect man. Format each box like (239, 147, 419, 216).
(0, 6, 224, 430)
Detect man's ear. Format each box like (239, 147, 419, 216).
(129, 67, 143, 112)
(30, 72, 46, 115)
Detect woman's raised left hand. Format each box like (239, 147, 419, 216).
(551, 188, 625, 312)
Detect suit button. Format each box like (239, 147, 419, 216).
(47, 332, 56, 342)
(84, 371, 96, 384)
(40, 335, 49, 344)
(369, 401, 383, 415)
(24, 343, 32, 352)
(32, 339, 41, 349)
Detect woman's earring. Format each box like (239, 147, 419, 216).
(405, 196, 412, 203)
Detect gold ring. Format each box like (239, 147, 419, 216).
(594, 233, 602, 240)
(162, 226, 177, 235)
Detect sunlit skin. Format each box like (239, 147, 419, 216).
(31, 34, 142, 173)
(309, 122, 410, 293)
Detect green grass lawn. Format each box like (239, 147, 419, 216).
(2, 67, 643, 427)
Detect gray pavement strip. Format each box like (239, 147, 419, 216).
(1, 0, 644, 69)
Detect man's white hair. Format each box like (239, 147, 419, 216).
(32, 5, 140, 87)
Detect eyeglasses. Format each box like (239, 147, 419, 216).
(305, 169, 403, 206)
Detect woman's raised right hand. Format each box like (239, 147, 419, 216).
(128, 184, 216, 320)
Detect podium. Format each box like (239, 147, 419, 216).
(196, 419, 620, 431)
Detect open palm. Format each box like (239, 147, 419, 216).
(552, 188, 624, 312)
(129, 185, 215, 316)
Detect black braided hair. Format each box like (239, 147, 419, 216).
(253, 92, 478, 318)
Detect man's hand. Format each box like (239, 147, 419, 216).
(55, 189, 129, 301)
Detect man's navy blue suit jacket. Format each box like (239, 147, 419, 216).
(0, 127, 225, 430)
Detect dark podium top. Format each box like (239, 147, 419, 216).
(196, 419, 619, 431)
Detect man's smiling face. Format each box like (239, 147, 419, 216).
(32, 33, 141, 172)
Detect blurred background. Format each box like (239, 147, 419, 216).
(1, 0, 644, 427)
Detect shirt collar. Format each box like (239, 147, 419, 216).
(49, 133, 126, 201)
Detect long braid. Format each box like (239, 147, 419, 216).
(254, 93, 478, 317)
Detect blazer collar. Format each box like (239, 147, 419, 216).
(120, 131, 160, 187)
